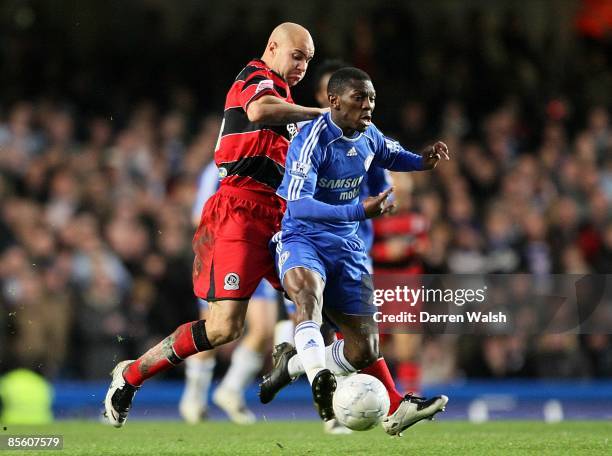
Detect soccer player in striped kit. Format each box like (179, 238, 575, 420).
(105, 22, 326, 428)
(179, 161, 280, 425)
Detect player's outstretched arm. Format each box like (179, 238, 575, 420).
(247, 95, 326, 125)
(382, 141, 450, 172)
(373, 125, 450, 172)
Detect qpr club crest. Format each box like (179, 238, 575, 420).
(223, 272, 240, 291)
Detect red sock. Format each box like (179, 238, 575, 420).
(397, 361, 421, 395)
(124, 320, 210, 386)
(360, 358, 404, 415)
(123, 357, 172, 387)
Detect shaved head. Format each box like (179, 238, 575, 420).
(267, 22, 313, 52)
(261, 23, 314, 87)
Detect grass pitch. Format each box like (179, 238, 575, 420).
(2, 420, 611, 455)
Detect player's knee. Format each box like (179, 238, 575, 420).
(246, 314, 275, 342)
(225, 321, 245, 343)
(243, 325, 273, 352)
(245, 325, 267, 342)
(289, 287, 322, 320)
(294, 291, 322, 322)
(284, 269, 324, 321)
(207, 318, 245, 346)
(246, 334, 272, 353)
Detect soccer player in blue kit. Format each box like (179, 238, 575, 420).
(313, 60, 414, 435)
(260, 67, 449, 435)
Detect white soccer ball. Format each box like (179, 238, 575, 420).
(332, 373, 390, 431)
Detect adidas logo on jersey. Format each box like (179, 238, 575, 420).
(346, 147, 358, 157)
(303, 339, 319, 350)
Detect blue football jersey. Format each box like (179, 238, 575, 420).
(357, 166, 391, 251)
(276, 112, 419, 238)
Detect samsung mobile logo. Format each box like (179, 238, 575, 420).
(317, 176, 364, 189)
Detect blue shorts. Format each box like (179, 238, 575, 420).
(272, 230, 375, 316)
(198, 279, 277, 310)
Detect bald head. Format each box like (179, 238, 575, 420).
(261, 22, 314, 87)
(268, 23, 313, 47)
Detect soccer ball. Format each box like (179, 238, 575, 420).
(332, 373, 390, 431)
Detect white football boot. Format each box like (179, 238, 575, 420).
(104, 360, 138, 428)
(382, 394, 448, 436)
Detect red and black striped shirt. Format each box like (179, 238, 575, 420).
(372, 212, 429, 271)
(215, 59, 298, 196)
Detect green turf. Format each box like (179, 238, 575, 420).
(1, 421, 610, 455)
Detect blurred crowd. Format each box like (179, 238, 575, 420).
(0, 101, 221, 378)
(0, 2, 611, 382)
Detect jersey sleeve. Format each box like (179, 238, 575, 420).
(369, 125, 424, 171)
(277, 119, 326, 201)
(239, 70, 283, 111)
(289, 196, 366, 222)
